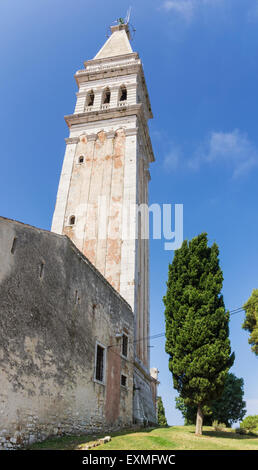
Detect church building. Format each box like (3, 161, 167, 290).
(0, 21, 158, 449)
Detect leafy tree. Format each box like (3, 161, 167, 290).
(242, 289, 258, 355)
(164, 233, 235, 435)
(157, 396, 168, 427)
(240, 415, 258, 432)
(211, 373, 246, 426)
(175, 373, 246, 428)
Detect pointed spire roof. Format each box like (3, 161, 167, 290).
(94, 24, 133, 60)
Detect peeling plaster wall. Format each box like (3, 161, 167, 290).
(0, 217, 134, 449)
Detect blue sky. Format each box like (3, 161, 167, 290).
(0, 0, 257, 426)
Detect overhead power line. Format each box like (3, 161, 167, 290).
(108, 305, 247, 349)
(110, 305, 247, 349)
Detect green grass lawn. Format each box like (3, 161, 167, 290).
(29, 425, 258, 451)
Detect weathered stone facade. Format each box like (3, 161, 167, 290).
(0, 23, 158, 449)
(0, 217, 134, 449)
(51, 23, 154, 372)
(51, 23, 158, 423)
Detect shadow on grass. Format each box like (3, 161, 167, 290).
(189, 429, 258, 441)
(28, 426, 162, 450)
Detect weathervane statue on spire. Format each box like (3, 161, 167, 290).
(111, 7, 135, 41)
(116, 6, 132, 25)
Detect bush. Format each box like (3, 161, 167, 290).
(212, 420, 227, 431)
(240, 415, 258, 432)
(235, 427, 257, 436)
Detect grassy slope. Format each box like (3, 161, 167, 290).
(29, 426, 258, 451)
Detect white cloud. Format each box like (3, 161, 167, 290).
(163, 1, 195, 21)
(163, 145, 181, 171)
(190, 129, 258, 178)
(162, 0, 223, 21)
(163, 130, 258, 179)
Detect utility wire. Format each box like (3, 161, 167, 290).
(108, 305, 247, 349)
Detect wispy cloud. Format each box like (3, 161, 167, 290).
(190, 130, 258, 178)
(163, 144, 181, 171)
(163, 129, 258, 179)
(161, 0, 223, 22)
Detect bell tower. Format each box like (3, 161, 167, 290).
(51, 21, 156, 420)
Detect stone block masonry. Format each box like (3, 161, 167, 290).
(0, 217, 134, 449)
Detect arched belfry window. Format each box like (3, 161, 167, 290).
(86, 90, 94, 107)
(69, 215, 75, 225)
(119, 85, 127, 102)
(102, 87, 111, 104)
(78, 155, 84, 163)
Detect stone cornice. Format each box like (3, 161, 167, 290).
(75, 81, 136, 97)
(64, 105, 154, 163)
(65, 104, 142, 127)
(75, 63, 141, 86)
(84, 52, 139, 68)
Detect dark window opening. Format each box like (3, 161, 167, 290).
(122, 334, 128, 358)
(95, 344, 105, 382)
(39, 262, 45, 279)
(86, 90, 94, 107)
(69, 216, 75, 225)
(119, 86, 127, 102)
(121, 374, 127, 387)
(79, 156, 84, 163)
(11, 237, 17, 254)
(75, 290, 81, 304)
(103, 88, 111, 104)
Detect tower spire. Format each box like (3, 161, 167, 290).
(94, 20, 133, 60)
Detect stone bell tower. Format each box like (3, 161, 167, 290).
(51, 22, 157, 422)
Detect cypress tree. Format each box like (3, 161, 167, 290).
(242, 289, 258, 355)
(164, 233, 235, 435)
(157, 396, 168, 427)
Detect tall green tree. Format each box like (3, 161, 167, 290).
(157, 396, 168, 427)
(211, 373, 246, 426)
(164, 233, 235, 435)
(242, 289, 258, 356)
(175, 373, 246, 428)
(175, 397, 212, 426)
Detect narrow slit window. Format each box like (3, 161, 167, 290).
(121, 374, 127, 387)
(95, 344, 105, 383)
(122, 333, 128, 358)
(39, 262, 45, 279)
(69, 215, 75, 225)
(11, 237, 17, 254)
